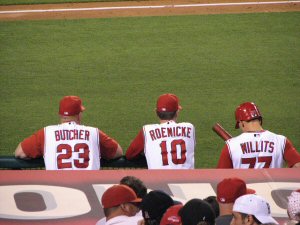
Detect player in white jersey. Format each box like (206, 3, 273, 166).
(217, 102, 300, 169)
(15, 96, 123, 170)
(125, 93, 196, 169)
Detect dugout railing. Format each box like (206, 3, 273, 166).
(0, 156, 147, 169)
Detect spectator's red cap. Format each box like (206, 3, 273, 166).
(101, 185, 142, 209)
(59, 96, 85, 116)
(217, 177, 255, 203)
(156, 94, 182, 112)
(160, 204, 183, 225)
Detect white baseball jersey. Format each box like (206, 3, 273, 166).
(103, 215, 143, 225)
(226, 130, 286, 168)
(44, 121, 100, 170)
(143, 121, 195, 169)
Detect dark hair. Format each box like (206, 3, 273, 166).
(248, 117, 263, 126)
(203, 196, 220, 217)
(179, 199, 215, 225)
(156, 111, 177, 120)
(241, 213, 262, 224)
(144, 218, 160, 225)
(120, 176, 147, 198)
(141, 190, 174, 223)
(103, 206, 118, 217)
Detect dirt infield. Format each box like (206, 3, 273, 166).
(0, 0, 300, 21)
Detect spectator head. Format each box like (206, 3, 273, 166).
(217, 177, 255, 204)
(232, 194, 278, 225)
(141, 190, 175, 225)
(179, 198, 216, 225)
(101, 184, 142, 218)
(160, 204, 183, 225)
(120, 176, 147, 198)
(203, 196, 220, 217)
(287, 189, 300, 221)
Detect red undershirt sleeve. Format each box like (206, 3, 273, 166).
(283, 139, 300, 167)
(99, 130, 119, 160)
(21, 129, 45, 158)
(125, 129, 144, 160)
(217, 145, 233, 168)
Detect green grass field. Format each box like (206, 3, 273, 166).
(0, 12, 299, 168)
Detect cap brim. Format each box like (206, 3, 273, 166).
(131, 198, 142, 203)
(246, 188, 256, 194)
(256, 215, 279, 224)
(173, 200, 182, 205)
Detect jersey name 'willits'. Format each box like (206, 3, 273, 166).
(240, 141, 274, 154)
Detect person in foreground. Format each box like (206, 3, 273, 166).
(141, 190, 178, 225)
(217, 102, 300, 168)
(126, 93, 196, 169)
(101, 184, 143, 225)
(286, 189, 300, 225)
(216, 177, 255, 225)
(179, 198, 216, 225)
(96, 176, 147, 225)
(231, 194, 279, 225)
(15, 96, 122, 170)
(160, 204, 183, 225)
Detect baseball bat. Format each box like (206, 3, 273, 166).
(212, 123, 233, 141)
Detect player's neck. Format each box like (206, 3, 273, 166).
(243, 124, 263, 132)
(160, 119, 176, 124)
(60, 116, 80, 124)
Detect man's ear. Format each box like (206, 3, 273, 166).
(244, 214, 254, 224)
(120, 203, 129, 213)
(240, 121, 246, 128)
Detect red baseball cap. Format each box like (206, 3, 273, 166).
(156, 94, 182, 112)
(101, 185, 142, 209)
(160, 204, 183, 225)
(59, 96, 85, 116)
(217, 177, 255, 203)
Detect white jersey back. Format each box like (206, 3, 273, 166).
(143, 121, 195, 169)
(44, 122, 100, 170)
(226, 130, 286, 168)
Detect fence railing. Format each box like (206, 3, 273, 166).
(0, 156, 147, 169)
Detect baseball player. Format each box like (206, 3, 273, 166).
(15, 96, 123, 170)
(217, 102, 300, 169)
(125, 93, 196, 169)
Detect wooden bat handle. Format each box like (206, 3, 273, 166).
(212, 123, 232, 141)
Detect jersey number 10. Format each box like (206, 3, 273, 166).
(160, 139, 187, 166)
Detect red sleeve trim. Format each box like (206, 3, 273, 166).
(99, 130, 119, 159)
(21, 129, 45, 158)
(125, 129, 144, 160)
(283, 139, 300, 167)
(217, 145, 233, 168)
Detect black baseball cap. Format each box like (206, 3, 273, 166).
(179, 198, 216, 225)
(141, 190, 175, 223)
